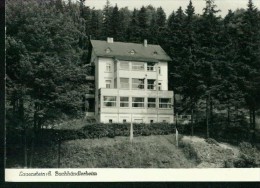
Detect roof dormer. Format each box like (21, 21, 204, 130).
(153, 51, 158, 55)
(129, 49, 136, 55)
(105, 47, 112, 53)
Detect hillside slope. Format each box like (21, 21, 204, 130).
(33, 135, 197, 168)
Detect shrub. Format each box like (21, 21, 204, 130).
(224, 159, 234, 168)
(179, 140, 201, 163)
(205, 138, 219, 146)
(234, 142, 260, 168)
(31, 122, 181, 146)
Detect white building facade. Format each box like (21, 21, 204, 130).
(89, 38, 174, 123)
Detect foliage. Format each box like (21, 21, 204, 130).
(6, 0, 260, 167)
(15, 135, 196, 168)
(205, 138, 219, 146)
(38, 122, 175, 143)
(234, 142, 260, 167)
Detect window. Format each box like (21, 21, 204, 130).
(105, 48, 111, 53)
(147, 62, 155, 71)
(159, 98, 172, 108)
(158, 66, 161, 74)
(147, 66, 155, 71)
(158, 82, 162, 90)
(114, 62, 117, 71)
(132, 78, 144, 89)
(120, 78, 129, 89)
(120, 97, 129, 107)
(120, 61, 129, 70)
(114, 78, 117, 88)
(147, 79, 156, 90)
(148, 98, 156, 108)
(132, 62, 144, 71)
(132, 97, 144, 108)
(109, 119, 113, 123)
(103, 96, 116, 107)
(106, 63, 111, 72)
(161, 118, 170, 123)
(123, 119, 127, 123)
(129, 50, 136, 55)
(105, 80, 112, 88)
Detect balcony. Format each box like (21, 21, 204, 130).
(99, 88, 173, 98)
(99, 88, 174, 115)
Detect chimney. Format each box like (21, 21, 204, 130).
(107, 37, 114, 43)
(144, 39, 147, 47)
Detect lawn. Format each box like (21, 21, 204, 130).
(9, 134, 260, 168)
(32, 134, 197, 168)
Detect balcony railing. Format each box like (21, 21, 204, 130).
(132, 65, 145, 71)
(120, 83, 129, 89)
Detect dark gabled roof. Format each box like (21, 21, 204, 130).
(90, 40, 172, 62)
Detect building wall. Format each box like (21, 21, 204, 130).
(158, 62, 168, 90)
(94, 52, 99, 120)
(100, 113, 174, 124)
(98, 57, 115, 89)
(99, 88, 174, 123)
(92, 55, 173, 123)
(96, 58, 169, 91)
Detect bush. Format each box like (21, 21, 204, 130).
(179, 141, 201, 163)
(205, 138, 219, 146)
(35, 122, 177, 144)
(224, 159, 234, 168)
(234, 142, 260, 168)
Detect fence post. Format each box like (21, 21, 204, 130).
(58, 138, 61, 168)
(176, 127, 179, 147)
(130, 122, 133, 143)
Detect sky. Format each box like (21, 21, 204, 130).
(83, 0, 260, 17)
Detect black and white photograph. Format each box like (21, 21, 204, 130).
(4, 0, 260, 182)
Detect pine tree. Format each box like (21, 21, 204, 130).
(138, 6, 149, 41)
(196, 0, 223, 138)
(127, 9, 140, 42)
(101, 0, 113, 39)
(109, 4, 121, 40)
(118, 7, 131, 42)
(236, 0, 260, 142)
(90, 9, 102, 39)
(6, 0, 92, 167)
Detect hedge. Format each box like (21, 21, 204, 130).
(33, 123, 177, 144)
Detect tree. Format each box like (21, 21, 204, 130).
(127, 9, 140, 42)
(150, 7, 167, 45)
(101, 0, 113, 39)
(196, 0, 223, 138)
(138, 6, 149, 41)
(109, 4, 121, 40)
(89, 9, 102, 39)
(118, 7, 131, 41)
(6, 0, 92, 167)
(236, 0, 260, 142)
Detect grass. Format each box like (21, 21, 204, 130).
(31, 134, 197, 168)
(10, 134, 257, 168)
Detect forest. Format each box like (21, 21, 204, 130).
(5, 0, 260, 167)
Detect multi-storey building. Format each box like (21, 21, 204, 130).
(87, 37, 174, 123)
